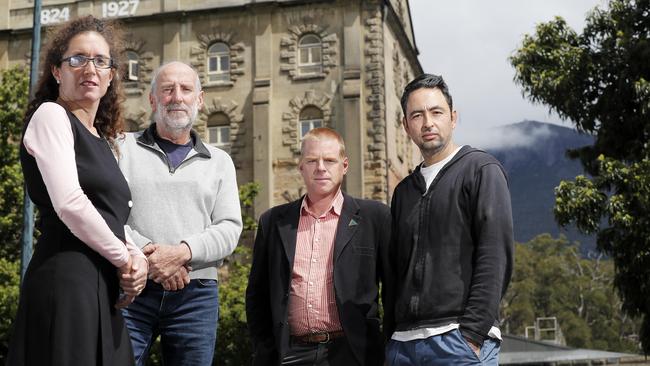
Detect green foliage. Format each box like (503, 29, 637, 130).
(0, 67, 29, 261)
(554, 155, 650, 352)
(554, 175, 607, 234)
(510, 1, 650, 172)
(0, 259, 20, 365)
(215, 245, 252, 366)
(501, 234, 640, 353)
(214, 181, 258, 365)
(145, 339, 162, 366)
(510, 0, 650, 353)
(239, 182, 260, 232)
(0, 67, 29, 363)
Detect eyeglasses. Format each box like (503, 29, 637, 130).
(60, 55, 114, 69)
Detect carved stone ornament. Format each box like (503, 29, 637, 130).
(190, 30, 245, 87)
(279, 23, 338, 80)
(196, 97, 245, 165)
(122, 34, 154, 96)
(281, 90, 333, 155)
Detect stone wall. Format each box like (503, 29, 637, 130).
(0, 0, 423, 215)
(362, 0, 388, 202)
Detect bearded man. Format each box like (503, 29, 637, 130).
(118, 61, 243, 366)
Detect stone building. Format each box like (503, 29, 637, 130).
(0, 0, 422, 216)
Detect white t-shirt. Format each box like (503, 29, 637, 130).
(419, 146, 463, 190)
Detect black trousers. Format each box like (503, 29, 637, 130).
(281, 337, 358, 366)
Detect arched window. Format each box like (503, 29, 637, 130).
(299, 106, 323, 139)
(298, 34, 322, 75)
(207, 42, 230, 83)
(125, 51, 139, 81)
(207, 113, 231, 152)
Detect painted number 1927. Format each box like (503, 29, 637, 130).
(102, 0, 140, 18)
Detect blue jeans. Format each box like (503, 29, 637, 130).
(386, 329, 501, 365)
(122, 279, 219, 366)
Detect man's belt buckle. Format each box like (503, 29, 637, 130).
(316, 331, 330, 344)
(293, 330, 343, 344)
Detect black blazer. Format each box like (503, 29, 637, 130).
(246, 193, 393, 366)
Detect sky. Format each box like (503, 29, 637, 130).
(408, 0, 606, 149)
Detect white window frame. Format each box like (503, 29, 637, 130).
(208, 125, 231, 152)
(298, 34, 322, 75)
(207, 42, 230, 83)
(299, 118, 323, 139)
(125, 51, 139, 81)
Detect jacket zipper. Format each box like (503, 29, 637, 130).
(137, 141, 201, 174)
(411, 150, 469, 297)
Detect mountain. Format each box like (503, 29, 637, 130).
(484, 121, 597, 252)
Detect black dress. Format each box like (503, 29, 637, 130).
(8, 107, 134, 365)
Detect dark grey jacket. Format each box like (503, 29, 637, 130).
(389, 145, 514, 345)
(246, 193, 393, 366)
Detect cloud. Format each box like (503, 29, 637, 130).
(409, 0, 605, 133)
(455, 121, 556, 150)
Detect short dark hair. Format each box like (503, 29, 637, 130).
(400, 74, 453, 116)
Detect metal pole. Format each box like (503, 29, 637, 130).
(21, 0, 43, 280)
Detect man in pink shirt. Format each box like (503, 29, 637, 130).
(246, 128, 393, 366)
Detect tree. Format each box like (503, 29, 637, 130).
(0, 258, 20, 364)
(0, 67, 29, 363)
(510, 0, 650, 353)
(500, 234, 640, 352)
(0, 67, 29, 262)
(214, 245, 252, 366)
(213, 182, 259, 366)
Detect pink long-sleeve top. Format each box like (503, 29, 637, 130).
(23, 102, 144, 268)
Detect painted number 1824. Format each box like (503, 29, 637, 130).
(41, 7, 70, 25)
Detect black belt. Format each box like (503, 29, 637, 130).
(291, 330, 345, 344)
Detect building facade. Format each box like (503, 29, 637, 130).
(0, 0, 423, 215)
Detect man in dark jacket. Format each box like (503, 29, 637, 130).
(386, 74, 514, 365)
(246, 127, 393, 366)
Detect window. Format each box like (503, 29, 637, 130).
(207, 42, 230, 83)
(298, 34, 322, 75)
(299, 106, 323, 139)
(125, 51, 139, 81)
(207, 113, 231, 152)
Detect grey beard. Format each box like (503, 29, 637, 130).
(155, 104, 198, 131)
(161, 115, 193, 131)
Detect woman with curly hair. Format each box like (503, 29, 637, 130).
(7, 15, 147, 365)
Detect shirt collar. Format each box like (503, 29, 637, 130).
(138, 123, 211, 158)
(300, 189, 344, 218)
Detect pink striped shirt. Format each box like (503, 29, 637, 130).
(288, 190, 344, 336)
